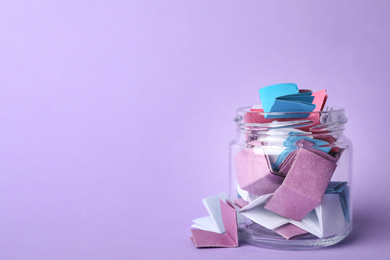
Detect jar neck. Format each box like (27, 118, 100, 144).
(234, 106, 347, 142)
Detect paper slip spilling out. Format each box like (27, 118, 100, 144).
(191, 192, 245, 234)
(191, 193, 229, 233)
(191, 199, 239, 248)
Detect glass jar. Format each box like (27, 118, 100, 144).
(229, 106, 352, 249)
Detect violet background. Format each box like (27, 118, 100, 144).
(0, 1, 389, 259)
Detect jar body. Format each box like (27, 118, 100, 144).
(229, 107, 352, 249)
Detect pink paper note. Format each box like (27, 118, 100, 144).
(274, 224, 308, 240)
(278, 149, 298, 176)
(243, 108, 298, 124)
(234, 149, 284, 196)
(264, 148, 337, 220)
(234, 198, 249, 209)
(191, 200, 238, 248)
(312, 89, 328, 111)
(278, 139, 317, 176)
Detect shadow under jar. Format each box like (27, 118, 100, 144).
(229, 106, 352, 249)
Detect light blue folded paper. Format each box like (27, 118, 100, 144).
(259, 83, 298, 113)
(273, 135, 331, 169)
(268, 100, 316, 119)
(326, 182, 350, 223)
(277, 92, 314, 103)
(259, 83, 316, 119)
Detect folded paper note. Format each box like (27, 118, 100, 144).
(253, 128, 310, 167)
(237, 184, 260, 203)
(278, 145, 337, 176)
(273, 135, 331, 170)
(243, 110, 315, 128)
(191, 199, 239, 248)
(234, 148, 284, 196)
(310, 193, 348, 238)
(234, 198, 249, 209)
(192, 193, 230, 233)
(264, 148, 337, 220)
(326, 182, 350, 222)
(269, 99, 315, 119)
(259, 83, 299, 113)
(312, 89, 328, 112)
(240, 194, 290, 229)
(192, 192, 246, 233)
(259, 83, 316, 118)
(240, 193, 347, 238)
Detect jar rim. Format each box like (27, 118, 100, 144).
(236, 105, 345, 116)
(234, 105, 347, 133)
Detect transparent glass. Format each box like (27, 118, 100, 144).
(229, 106, 352, 249)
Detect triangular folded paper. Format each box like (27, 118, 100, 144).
(264, 148, 336, 220)
(191, 199, 239, 248)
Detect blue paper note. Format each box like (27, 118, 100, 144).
(277, 93, 314, 103)
(325, 182, 350, 223)
(259, 83, 298, 113)
(259, 84, 317, 119)
(273, 136, 331, 169)
(326, 182, 348, 194)
(268, 100, 316, 119)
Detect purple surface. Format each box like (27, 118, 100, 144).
(0, 1, 389, 259)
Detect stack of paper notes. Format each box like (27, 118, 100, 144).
(190, 84, 350, 248)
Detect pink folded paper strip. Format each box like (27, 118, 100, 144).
(234, 149, 284, 196)
(264, 148, 337, 221)
(294, 89, 327, 131)
(190, 200, 238, 248)
(312, 89, 328, 112)
(274, 224, 308, 240)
